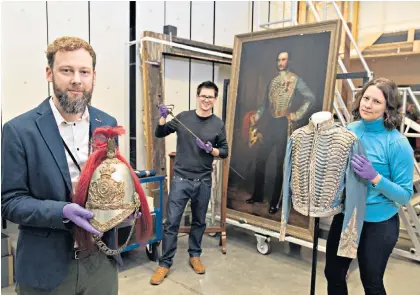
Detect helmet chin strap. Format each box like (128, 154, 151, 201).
(93, 199, 140, 256)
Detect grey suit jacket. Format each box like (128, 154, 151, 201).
(1, 97, 121, 291)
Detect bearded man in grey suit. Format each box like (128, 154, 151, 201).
(2, 36, 121, 295)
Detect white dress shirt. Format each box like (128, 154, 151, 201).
(49, 98, 90, 190)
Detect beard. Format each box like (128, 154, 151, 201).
(52, 79, 93, 115)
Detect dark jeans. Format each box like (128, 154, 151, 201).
(325, 213, 399, 295)
(159, 175, 212, 268)
(16, 249, 118, 295)
(252, 116, 289, 207)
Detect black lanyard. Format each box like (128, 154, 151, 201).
(61, 123, 92, 173)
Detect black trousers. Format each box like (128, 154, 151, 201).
(159, 176, 212, 268)
(325, 213, 399, 295)
(252, 116, 289, 207)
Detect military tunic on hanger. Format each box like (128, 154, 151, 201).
(280, 117, 367, 259)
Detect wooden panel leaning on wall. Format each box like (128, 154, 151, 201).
(140, 31, 232, 253)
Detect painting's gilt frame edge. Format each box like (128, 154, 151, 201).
(222, 20, 343, 242)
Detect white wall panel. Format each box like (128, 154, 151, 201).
(382, 2, 420, 32)
(137, 1, 165, 34)
(136, 1, 165, 169)
(46, 1, 90, 97)
(358, 2, 420, 44)
(165, 1, 191, 39)
(253, 1, 269, 32)
(47, 1, 89, 42)
(1, 1, 48, 123)
(213, 63, 231, 119)
(190, 60, 213, 110)
(90, 1, 130, 158)
(271, 1, 294, 28)
(191, 1, 214, 43)
(215, 1, 251, 47)
(164, 56, 190, 189)
(163, 56, 190, 141)
(213, 63, 231, 201)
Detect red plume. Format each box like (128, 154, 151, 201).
(73, 126, 153, 250)
(242, 111, 256, 139)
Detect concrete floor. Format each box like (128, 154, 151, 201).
(2, 223, 419, 295)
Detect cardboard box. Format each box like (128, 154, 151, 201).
(1, 254, 14, 287)
(1, 233, 11, 257)
(147, 196, 154, 211)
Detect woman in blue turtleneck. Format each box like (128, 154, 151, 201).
(324, 78, 414, 295)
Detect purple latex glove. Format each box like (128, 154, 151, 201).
(63, 204, 103, 237)
(196, 138, 213, 153)
(158, 103, 169, 119)
(351, 154, 378, 181)
(125, 212, 142, 222)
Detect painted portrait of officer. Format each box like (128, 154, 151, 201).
(244, 51, 315, 214)
(226, 30, 331, 224)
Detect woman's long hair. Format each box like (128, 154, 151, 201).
(72, 126, 153, 250)
(351, 77, 402, 130)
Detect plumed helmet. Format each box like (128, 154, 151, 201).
(73, 126, 152, 255)
(86, 136, 140, 233)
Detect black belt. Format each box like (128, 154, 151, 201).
(72, 248, 114, 260)
(72, 248, 97, 260)
(175, 176, 210, 182)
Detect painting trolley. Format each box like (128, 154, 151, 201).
(117, 174, 165, 261)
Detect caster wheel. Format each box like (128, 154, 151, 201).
(257, 240, 271, 255)
(146, 242, 160, 261)
(410, 248, 416, 254)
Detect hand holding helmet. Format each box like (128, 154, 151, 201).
(63, 203, 103, 237)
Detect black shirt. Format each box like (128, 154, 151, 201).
(155, 110, 229, 180)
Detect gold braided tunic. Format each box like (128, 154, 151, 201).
(268, 71, 298, 118)
(247, 70, 315, 147)
(279, 118, 367, 259)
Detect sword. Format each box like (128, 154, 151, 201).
(156, 104, 247, 181)
(170, 113, 201, 142)
(229, 166, 246, 180)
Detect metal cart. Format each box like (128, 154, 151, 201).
(118, 175, 165, 261)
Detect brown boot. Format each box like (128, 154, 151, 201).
(189, 257, 206, 274)
(150, 266, 170, 285)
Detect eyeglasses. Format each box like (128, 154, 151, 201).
(198, 95, 216, 100)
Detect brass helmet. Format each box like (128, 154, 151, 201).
(73, 126, 152, 255)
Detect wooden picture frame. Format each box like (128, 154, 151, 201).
(222, 20, 342, 242)
(140, 31, 232, 252)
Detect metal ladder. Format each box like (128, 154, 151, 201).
(396, 87, 420, 260)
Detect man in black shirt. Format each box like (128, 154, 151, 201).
(150, 81, 229, 285)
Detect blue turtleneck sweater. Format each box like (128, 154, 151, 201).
(347, 117, 414, 222)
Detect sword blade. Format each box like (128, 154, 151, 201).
(167, 110, 246, 180)
(169, 113, 201, 141)
(230, 166, 246, 180)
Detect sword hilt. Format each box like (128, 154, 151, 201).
(156, 103, 175, 115)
